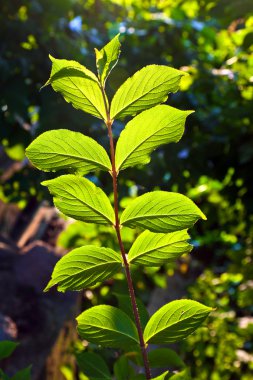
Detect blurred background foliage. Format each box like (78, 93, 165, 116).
(1, 0, 253, 379)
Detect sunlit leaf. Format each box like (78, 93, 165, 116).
(144, 300, 212, 344)
(44, 56, 107, 120)
(110, 65, 184, 119)
(121, 191, 206, 233)
(45, 246, 122, 292)
(26, 129, 111, 174)
(95, 34, 121, 85)
(77, 305, 139, 348)
(42, 175, 115, 225)
(115, 106, 193, 171)
(128, 230, 192, 266)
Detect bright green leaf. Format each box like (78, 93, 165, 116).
(44, 56, 107, 120)
(110, 65, 184, 119)
(115, 106, 193, 171)
(26, 129, 111, 174)
(114, 292, 149, 329)
(42, 175, 115, 225)
(77, 305, 139, 348)
(148, 348, 185, 369)
(143, 299, 212, 344)
(45, 246, 122, 292)
(0, 341, 19, 360)
(128, 230, 192, 266)
(120, 191, 206, 233)
(95, 34, 121, 85)
(76, 351, 111, 380)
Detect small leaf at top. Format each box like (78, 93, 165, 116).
(26, 129, 111, 175)
(44, 245, 122, 292)
(44, 56, 107, 120)
(76, 351, 111, 380)
(128, 229, 192, 266)
(120, 191, 206, 233)
(115, 105, 193, 171)
(77, 305, 139, 348)
(95, 34, 121, 85)
(110, 65, 185, 119)
(0, 341, 19, 360)
(143, 299, 212, 344)
(42, 175, 115, 225)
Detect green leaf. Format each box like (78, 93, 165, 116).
(76, 352, 111, 380)
(114, 292, 149, 329)
(143, 299, 212, 344)
(11, 366, 32, 380)
(148, 348, 185, 369)
(0, 340, 19, 360)
(77, 305, 139, 348)
(113, 355, 135, 380)
(120, 191, 206, 233)
(26, 129, 111, 175)
(110, 65, 184, 119)
(115, 106, 192, 171)
(42, 175, 115, 225)
(45, 246, 122, 292)
(128, 230, 192, 266)
(95, 34, 121, 85)
(152, 371, 170, 380)
(44, 56, 107, 120)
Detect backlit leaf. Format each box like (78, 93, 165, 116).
(115, 106, 193, 171)
(77, 305, 139, 348)
(95, 34, 121, 85)
(110, 65, 184, 119)
(128, 230, 192, 266)
(26, 129, 111, 174)
(42, 175, 115, 225)
(120, 191, 206, 233)
(45, 246, 122, 292)
(44, 56, 107, 120)
(143, 299, 212, 344)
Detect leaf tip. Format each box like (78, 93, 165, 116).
(48, 54, 55, 62)
(43, 279, 54, 292)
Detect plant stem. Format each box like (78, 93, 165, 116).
(100, 86, 151, 378)
(107, 120, 151, 380)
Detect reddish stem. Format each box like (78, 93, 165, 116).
(102, 106, 151, 378)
